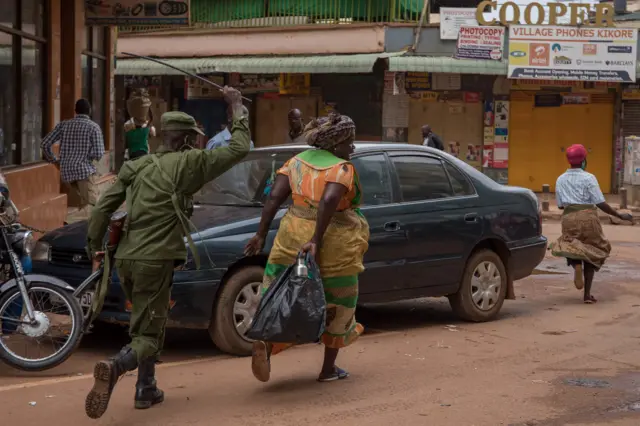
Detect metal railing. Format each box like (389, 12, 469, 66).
(119, 0, 426, 34)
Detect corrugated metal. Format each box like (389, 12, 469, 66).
(389, 57, 508, 76)
(115, 52, 405, 76)
(622, 100, 640, 137)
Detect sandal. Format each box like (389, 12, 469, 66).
(584, 295, 598, 304)
(317, 366, 350, 383)
(251, 341, 271, 383)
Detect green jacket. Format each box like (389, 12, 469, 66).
(87, 116, 251, 261)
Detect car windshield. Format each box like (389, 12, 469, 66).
(194, 151, 297, 206)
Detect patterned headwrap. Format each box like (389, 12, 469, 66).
(303, 113, 356, 150)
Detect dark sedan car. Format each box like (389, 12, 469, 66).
(31, 143, 546, 356)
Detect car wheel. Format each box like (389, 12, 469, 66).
(209, 266, 264, 356)
(448, 249, 507, 322)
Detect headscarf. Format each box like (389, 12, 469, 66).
(303, 113, 356, 150)
(566, 144, 587, 166)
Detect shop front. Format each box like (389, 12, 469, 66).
(504, 23, 636, 193)
(508, 80, 618, 192)
(0, 0, 115, 232)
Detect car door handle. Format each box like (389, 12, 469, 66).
(464, 213, 478, 223)
(383, 221, 401, 232)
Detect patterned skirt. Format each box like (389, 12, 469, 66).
(262, 205, 370, 353)
(550, 204, 611, 270)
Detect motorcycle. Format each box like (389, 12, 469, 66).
(0, 186, 84, 371)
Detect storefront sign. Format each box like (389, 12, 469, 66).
(229, 73, 279, 94)
(508, 26, 637, 82)
(563, 94, 590, 104)
(622, 84, 640, 100)
(511, 79, 616, 91)
(465, 92, 481, 103)
(85, 0, 190, 25)
(185, 75, 224, 100)
(493, 100, 509, 169)
(456, 26, 505, 61)
(279, 74, 311, 96)
(476, 1, 614, 27)
(405, 72, 431, 91)
(418, 91, 439, 102)
(440, 8, 478, 40)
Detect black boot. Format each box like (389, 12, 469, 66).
(134, 357, 165, 409)
(85, 346, 138, 419)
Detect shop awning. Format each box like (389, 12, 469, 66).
(115, 52, 406, 76)
(388, 56, 508, 76)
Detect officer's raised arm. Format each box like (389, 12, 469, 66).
(184, 86, 252, 188)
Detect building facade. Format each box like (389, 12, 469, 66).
(115, 0, 636, 194)
(1, 0, 115, 234)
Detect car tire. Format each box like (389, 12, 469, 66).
(209, 265, 264, 356)
(448, 249, 507, 322)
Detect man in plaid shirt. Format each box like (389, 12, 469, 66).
(42, 99, 105, 221)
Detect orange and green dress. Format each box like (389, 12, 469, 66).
(263, 149, 370, 354)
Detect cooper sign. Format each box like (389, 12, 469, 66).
(476, 1, 615, 27)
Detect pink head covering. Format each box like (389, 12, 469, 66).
(566, 144, 587, 166)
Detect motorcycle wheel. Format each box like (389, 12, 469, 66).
(0, 282, 84, 371)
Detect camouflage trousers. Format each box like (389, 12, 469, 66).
(115, 259, 174, 362)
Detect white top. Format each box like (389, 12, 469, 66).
(555, 168, 606, 208)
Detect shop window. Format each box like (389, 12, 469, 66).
(82, 26, 108, 132)
(392, 156, 454, 202)
(0, 0, 46, 166)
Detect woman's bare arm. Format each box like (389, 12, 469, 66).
(256, 174, 291, 237)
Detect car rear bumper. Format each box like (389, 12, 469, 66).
(509, 236, 548, 281)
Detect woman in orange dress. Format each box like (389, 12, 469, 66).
(245, 113, 369, 382)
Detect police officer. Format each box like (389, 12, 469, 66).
(85, 86, 251, 419)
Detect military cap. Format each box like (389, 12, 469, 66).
(161, 111, 204, 135)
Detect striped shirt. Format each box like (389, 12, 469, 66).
(41, 115, 105, 183)
(555, 168, 605, 208)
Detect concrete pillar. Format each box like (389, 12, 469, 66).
(542, 184, 550, 212)
(60, 0, 83, 120)
(620, 187, 628, 209)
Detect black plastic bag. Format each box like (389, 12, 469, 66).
(247, 254, 326, 344)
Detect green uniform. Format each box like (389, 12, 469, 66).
(87, 111, 251, 362)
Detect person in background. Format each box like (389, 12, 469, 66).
(207, 106, 254, 150)
(285, 108, 305, 144)
(84, 87, 251, 419)
(245, 112, 370, 383)
(41, 99, 104, 222)
(550, 144, 632, 304)
(422, 124, 444, 150)
(125, 110, 156, 160)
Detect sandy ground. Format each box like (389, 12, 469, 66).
(2, 222, 640, 426)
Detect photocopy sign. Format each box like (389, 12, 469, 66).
(440, 8, 478, 40)
(85, 0, 190, 25)
(456, 26, 505, 60)
(508, 26, 637, 82)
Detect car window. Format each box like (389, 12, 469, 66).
(444, 161, 475, 196)
(392, 156, 453, 201)
(194, 152, 295, 206)
(351, 154, 393, 206)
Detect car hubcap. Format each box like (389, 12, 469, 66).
(233, 281, 261, 339)
(471, 261, 502, 311)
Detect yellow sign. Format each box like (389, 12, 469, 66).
(622, 86, 640, 100)
(420, 91, 439, 102)
(476, 1, 615, 27)
(279, 73, 311, 96)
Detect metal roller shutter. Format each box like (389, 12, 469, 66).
(622, 100, 640, 137)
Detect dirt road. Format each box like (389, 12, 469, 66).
(3, 222, 640, 425)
